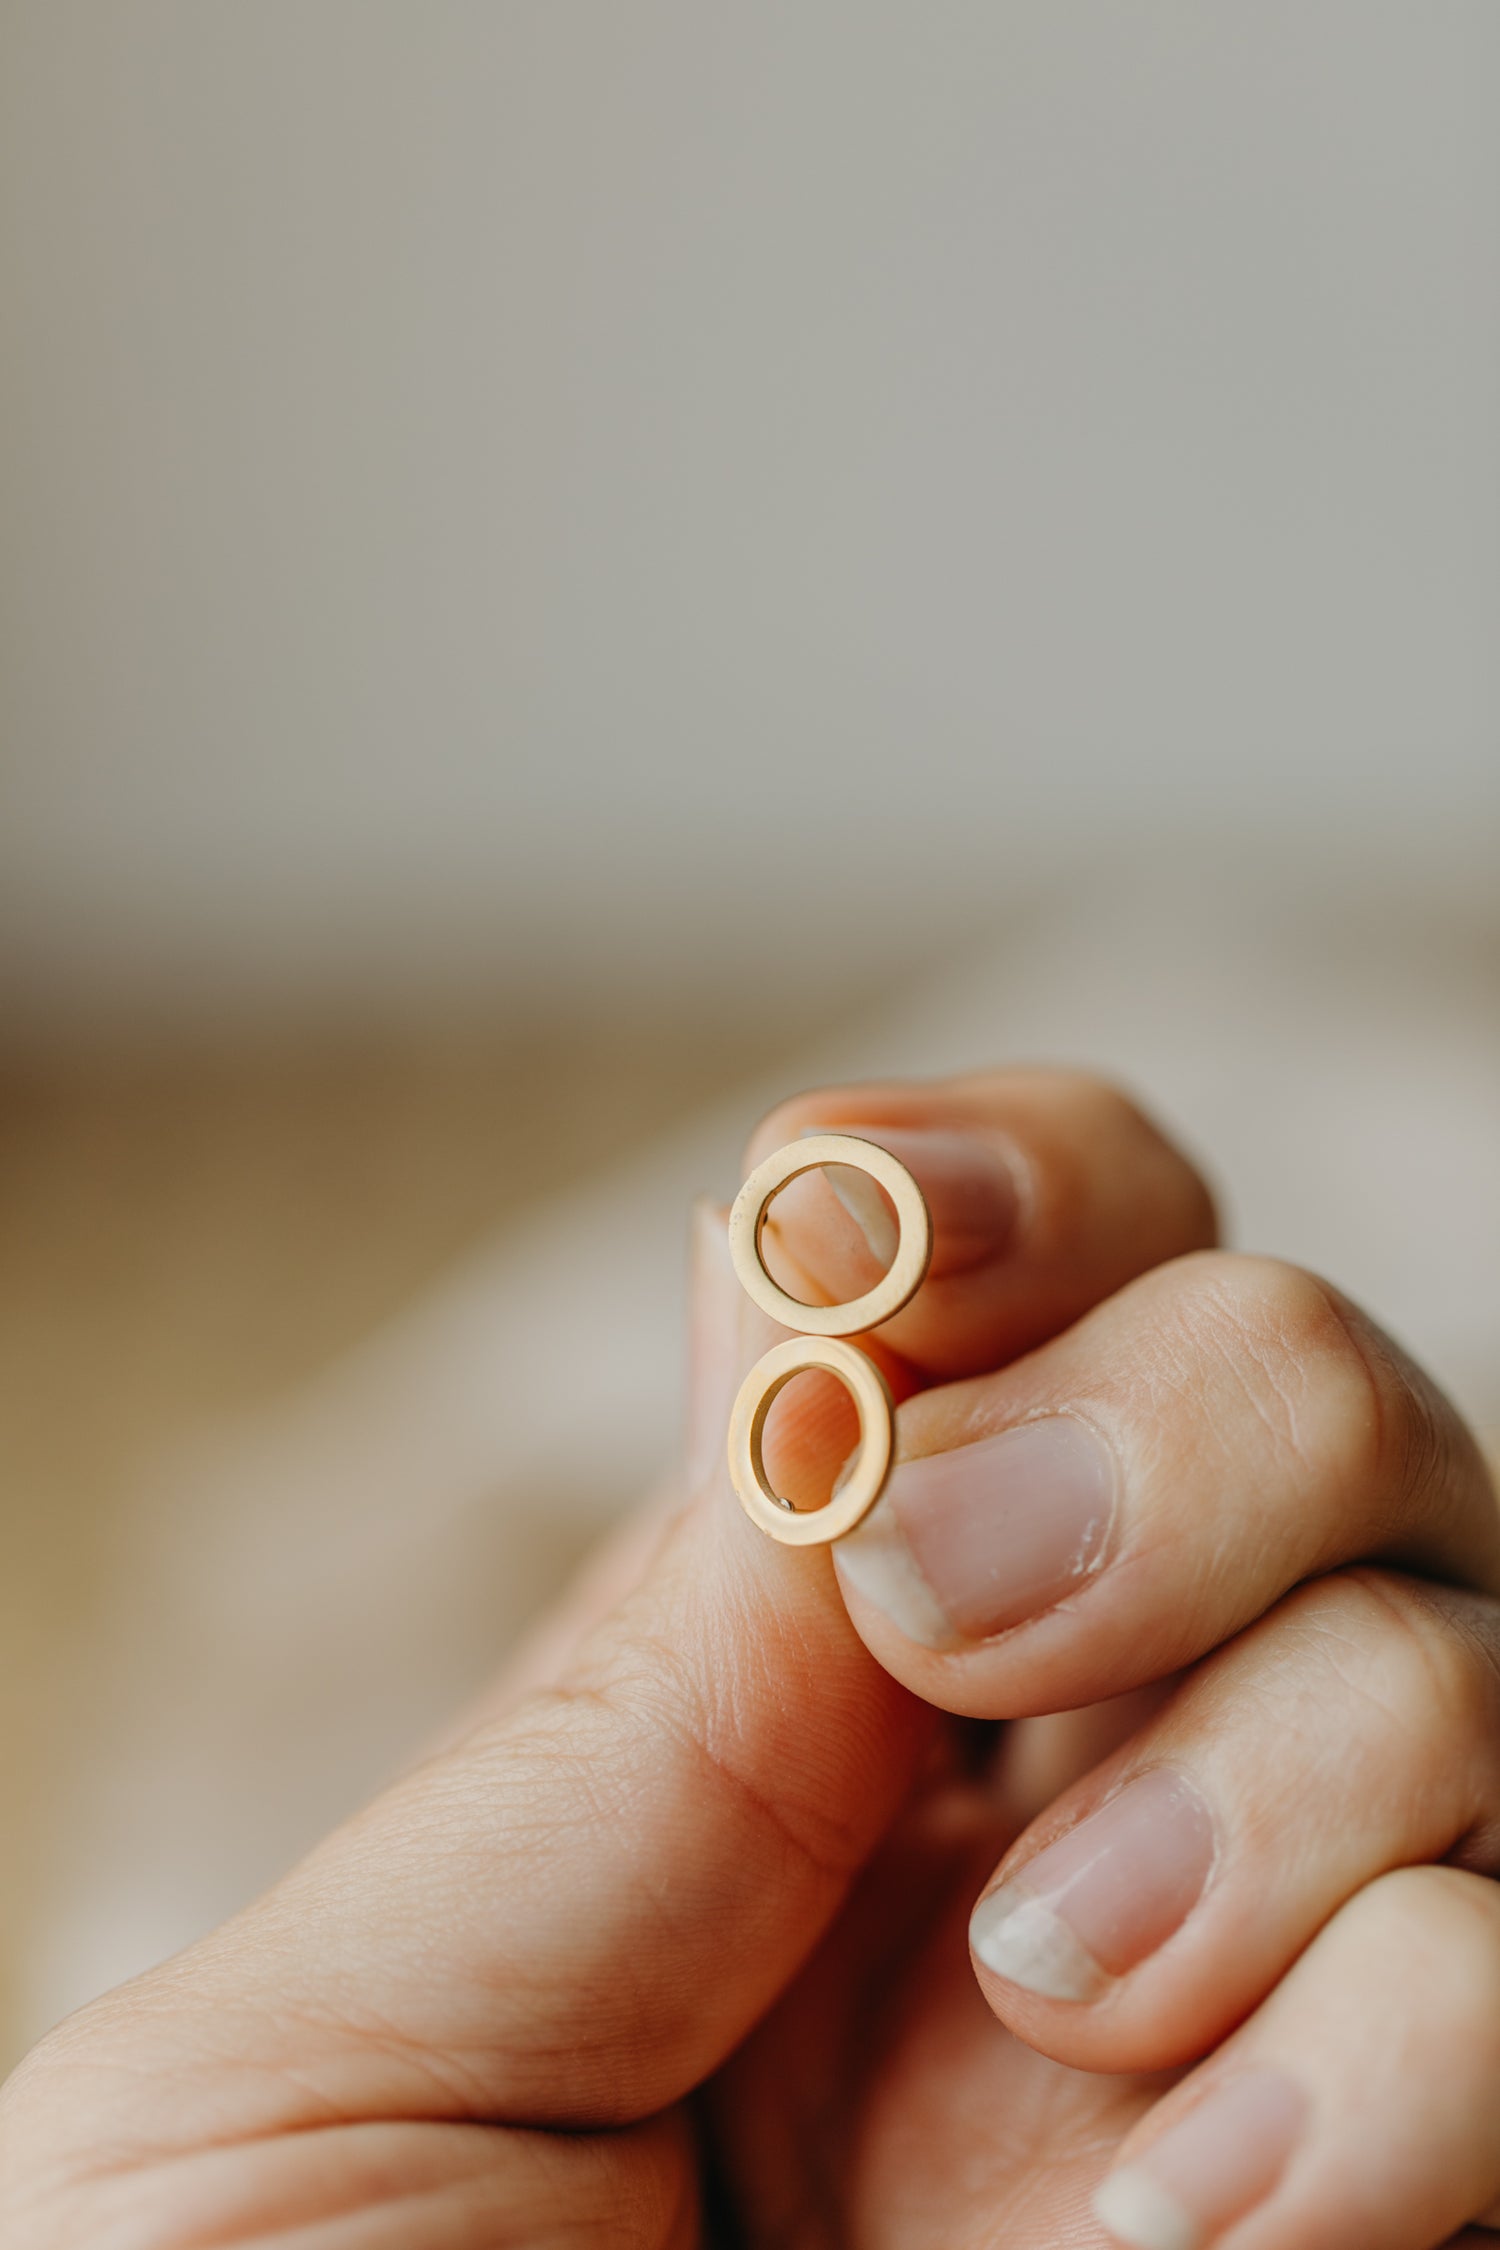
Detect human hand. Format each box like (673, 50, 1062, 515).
(3, 1069, 1498, 2250)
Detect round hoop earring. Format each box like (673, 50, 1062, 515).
(727, 1133, 932, 1337)
(726, 1334, 895, 1545)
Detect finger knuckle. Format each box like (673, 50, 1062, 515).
(536, 1633, 873, 1893)
(1076, 1079, 1217, 1229)
(1326, 1308, 1469, 1535)
(1339, 1865, 1500, 2057)
(1046, 1071, 1198, 1170)
(1048, 1070, 1158, 1137)
(1164, 1254, 1390, 1500)
(1283, 1568, 1500, 1764)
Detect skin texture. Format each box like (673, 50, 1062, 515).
(1, 1066, 1499, 2250)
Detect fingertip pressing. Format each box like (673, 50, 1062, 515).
(833, 1507, 956, 1650)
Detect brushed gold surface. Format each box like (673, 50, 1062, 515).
(727, 1334, 895, 1546)
(727, 1134, 932, 1338)
(725, 1135, 927, 1546)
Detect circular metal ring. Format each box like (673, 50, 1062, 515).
(727, 1335, 895, 1545)
(727, 1134, 932, 1337)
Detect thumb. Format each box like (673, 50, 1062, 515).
(105, 1203, 931, 2139)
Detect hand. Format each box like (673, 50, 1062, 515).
(3, 1069, 1498, 2250)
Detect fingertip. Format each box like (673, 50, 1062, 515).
(685, 1197, 743, 1495)
(834, 1509, 958, 1653)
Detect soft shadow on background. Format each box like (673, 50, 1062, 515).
(1, 3, 1496, 2070)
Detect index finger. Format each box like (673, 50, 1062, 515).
(745, 1068, 1218, 1380)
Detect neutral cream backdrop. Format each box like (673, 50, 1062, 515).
(2, 2, 1497, 1029)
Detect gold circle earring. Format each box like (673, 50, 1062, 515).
(724, 1135, 931, 1545)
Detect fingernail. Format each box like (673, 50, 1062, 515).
(970, 1770, 1215, 2000)
(835, 1417, 1114, 1648)
(1094, 2068, 1307, 2250)
(785, 1124, 1021, 1276)
(822, 1154, 901, 1267)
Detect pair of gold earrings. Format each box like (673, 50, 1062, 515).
(724, 1135, 932, 1545)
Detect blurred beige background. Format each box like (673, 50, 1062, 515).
(0, 3, 1496, 2070)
